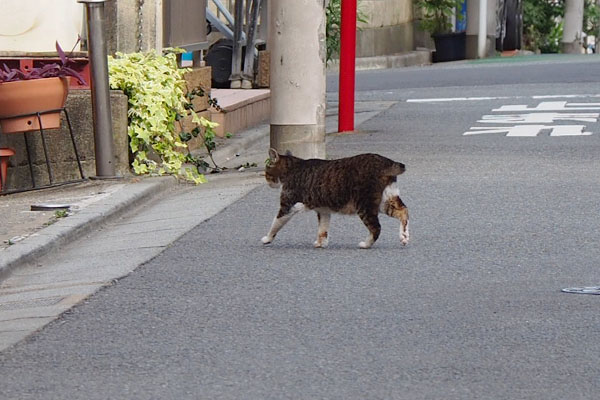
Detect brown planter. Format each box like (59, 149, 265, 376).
(0, 147, 15, 191)
(0, 77, 69, 134)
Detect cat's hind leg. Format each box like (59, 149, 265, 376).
(381, 187, 409, 245)
(357, 210, 381, 249)
(314, 210, 331, 248)
(262, 203, 305, 244)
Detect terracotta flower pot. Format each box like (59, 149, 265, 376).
(0, 77, 69, 134)
(0, 147, 15, 191)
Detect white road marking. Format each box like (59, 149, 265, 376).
(407, 95, 600, 103)
(464, 125, 593, 137)
(494, 101, 600, 112)
(533, 94, 600, 99)
(407, 95, 600, 137)
(478, 112, 599, 124)
(407, 96, 517, 103)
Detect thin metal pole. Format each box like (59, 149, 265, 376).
(23, 132, 36, 188)
(338, 0, 357, 133)
(78, 0, 116, 178)
(242, 0, 261, 89)
(230, 0, 244, 88)
(63, 109, 85, 179)
(36, 113, 54, 184)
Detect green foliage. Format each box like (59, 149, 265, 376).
(523, 0, 600, 53)
(522, 0, 564, 53)
(181, 87, 227, 172)
(54, 209, 69, 218)
(414, 0, 463, 35)
(326, 0, 369, 63)
(108, 50, 209, 184)
(584, 0, 600, 39)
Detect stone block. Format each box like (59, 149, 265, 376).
(177, 110, 211, 153)
(209, 92, 270, 138)
(356, 23, 413, 58)
(257, 50, 270, 88)
(183, 66, 212, 112)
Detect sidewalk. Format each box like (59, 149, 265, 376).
(0, 123, 269, 281)
(0, 50, 427, 352)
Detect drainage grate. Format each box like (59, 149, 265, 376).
(0, 296, 65, 311)
(561, 286, 600, 295)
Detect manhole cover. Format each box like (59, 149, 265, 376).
(561, 286, 600, 295)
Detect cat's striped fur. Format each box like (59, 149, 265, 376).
(262, 149, 409, 248)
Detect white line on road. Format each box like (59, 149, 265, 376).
(464, 125, 593, 137)
(407, 96, 519, 103)
(407, 94, 600, 103)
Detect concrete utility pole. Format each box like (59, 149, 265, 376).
(465, 0, 494, 59)
(477, 0, 487, 58)
(562, 0, 585, 53)
(269, 0, 326, 159)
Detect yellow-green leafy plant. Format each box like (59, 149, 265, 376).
(108, 50, 214, 184)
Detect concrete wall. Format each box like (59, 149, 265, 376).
(0, 0, 83, 55)
(356, 0, 414, 57)
(465, 0, 497, 59)
(105, 0, 162, 54)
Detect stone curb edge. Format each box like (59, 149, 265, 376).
(0, 176, 177, 281)
(327, 49, 432, 72)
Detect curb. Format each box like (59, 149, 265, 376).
(327, 49, 432, 72)
(0, 176, 177, 281)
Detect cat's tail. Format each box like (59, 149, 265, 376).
(383, 162, 406, 176)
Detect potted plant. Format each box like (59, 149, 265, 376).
(0, 40, 86, 134)
(414, 0, 466, 62)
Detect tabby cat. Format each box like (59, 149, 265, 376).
(262, 148, 409, 248)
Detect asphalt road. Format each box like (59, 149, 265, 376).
(327, 53, 600, 92)
(2, 57, 600, 399)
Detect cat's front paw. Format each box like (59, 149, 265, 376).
(401, 234, 409, 246)
(313, 238, 329, 248)
(359, 241, 372, 249)
(261, 236, 273, 244)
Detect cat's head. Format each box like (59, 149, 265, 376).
(265, 148, 286, 188)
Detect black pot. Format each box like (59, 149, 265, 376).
(432, 32, 466, 63)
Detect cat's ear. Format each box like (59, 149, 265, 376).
(268, 148, 280, 163)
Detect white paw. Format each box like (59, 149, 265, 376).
(313, 238, 329, 248)
(401, 234, 409, 246)
(359, 241, 371, 249)
(261, 236, 273, 244)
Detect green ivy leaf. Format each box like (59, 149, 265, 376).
(108, 49, 224, 182)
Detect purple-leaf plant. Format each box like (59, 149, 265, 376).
(0, 40, 87, 85)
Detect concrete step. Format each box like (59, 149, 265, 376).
(209, 89, 270, 137)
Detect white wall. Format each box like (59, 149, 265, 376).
(0, 0, 84, 54)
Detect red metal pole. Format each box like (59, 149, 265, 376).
(338, 0, 356, 133)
